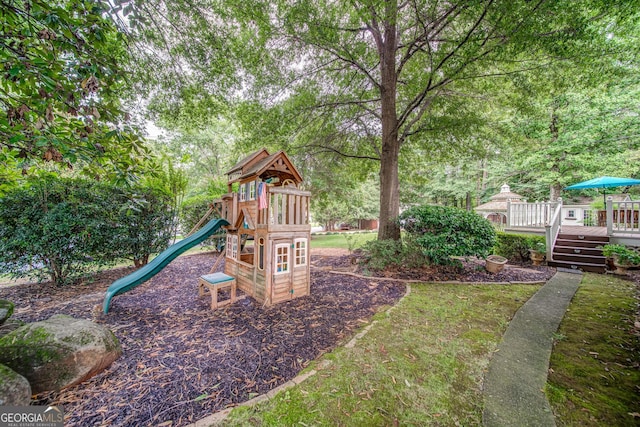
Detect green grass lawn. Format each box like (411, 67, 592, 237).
(310, 232, 377, 250)
(546, 273, 640, 426)
(223, 282, 542, 426)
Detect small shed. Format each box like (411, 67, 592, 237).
(214, 149, 311, 305)
(475, 184, 524, 225)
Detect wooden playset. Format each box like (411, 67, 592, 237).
(205, 149, 311, 307)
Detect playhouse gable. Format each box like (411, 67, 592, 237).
(243, 151, 303, 184)
(227, 148, 271, 184)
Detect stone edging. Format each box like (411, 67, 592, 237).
(188, 283, 413, 427)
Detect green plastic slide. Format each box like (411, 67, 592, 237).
(103, 218, 229, 313)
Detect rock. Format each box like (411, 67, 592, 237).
(0, 314, 122, 393)
(0, 363, 31, 406)
(0, 318, 26, 339)
(0, 300, 14, 324)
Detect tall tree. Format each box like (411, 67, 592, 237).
(274, 1, 638, 239)
(130, 0, 638, 240)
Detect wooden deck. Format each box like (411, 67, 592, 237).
(560, 225, 640, 246)
(560, 226, 607, 237)
(506, 225, 640, 245)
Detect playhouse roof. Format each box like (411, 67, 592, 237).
(227, 149, 270, 178)
(226, 149, 303, 185)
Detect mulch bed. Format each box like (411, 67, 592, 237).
(1, 252, 408, 427)
(0, 251, 557, 426)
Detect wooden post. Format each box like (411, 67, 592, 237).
(606, 196, 613, 236)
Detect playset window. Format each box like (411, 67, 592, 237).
(294, 239, 307, 266)
(258, 238, 265, 270)
(275, 244, 289, 274)
(249, 181, 256, 200)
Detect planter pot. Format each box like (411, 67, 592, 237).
(605, 257, 615, 271)
(612, 255, 639, 275)
(612, 259, 630, 275)
(486, 255, 508, 274)
(529, 249, 545, 266)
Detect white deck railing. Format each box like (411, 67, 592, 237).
(544, 202, 563, 261)
(607, 197, 640, 235)
(506, 199, 561, 228)
(507, 199, 563, 261)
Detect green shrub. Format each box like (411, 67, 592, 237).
(180, 194, 215, 234)
(0, 178, 115, 285)
(360, 239, 405, 271)
(109, 186, 175, 267)
(399, 205, 496, 265)
(180, 194, 225, 248)
(602, 244, 640, 265)
(493, 232, 545, 262)
(0, 177, 176, 285)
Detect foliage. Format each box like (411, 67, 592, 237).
(108, 185, 175, 268)
(494, 233, 546, 263)
(0, 177, 175, 285)
(399, 205, 496, 266)
(0, 0, 148, 179)
(531, 241, 546, 254)
(126, 0, 639, 241)
(311, 171, 379, 231)
(0, 177, 115, 284)
(179, 193, 228, 249)
(141, 155, 188, 243)
(180, 194, 216, 235)
(148, 122, 236, 198)
(360, 239, 406, 271)
(601, 244, 640, 266)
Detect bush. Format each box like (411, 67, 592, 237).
(602, 244, 640, 265)
(109, 186, 175, 267)
(399, 205, 496, 265)
(180, 194, 225, 248)
(180, 194, 215, 234)
(493, 232, 545, 263)
(0, 177, 176, 285)
(0, 178, 116, 285)
(360, 239, 405, 271)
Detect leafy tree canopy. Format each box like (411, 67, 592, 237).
(0, 0, 149, 183)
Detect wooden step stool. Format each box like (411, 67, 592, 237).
(198, 272, 236, 309)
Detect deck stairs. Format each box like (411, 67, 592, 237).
(548, 232, 609, 273)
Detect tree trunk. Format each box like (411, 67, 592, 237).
(378, 134, 400, 240)
(550, 184, 562, 202)
(377, 2, 401, 241)
(548, 108, 564, 202)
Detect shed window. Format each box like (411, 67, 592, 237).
(275, 244, 289, 274)
(239, 184, 246, 202)
(567, 210, 576, 219)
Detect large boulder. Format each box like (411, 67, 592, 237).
(0, 299, 14, 324)
(0, 314, 122, 393)
(0, 363, 31, 406)
(0, 318, 26, 339)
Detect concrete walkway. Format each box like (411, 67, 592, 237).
(482, 270, 583, 426)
